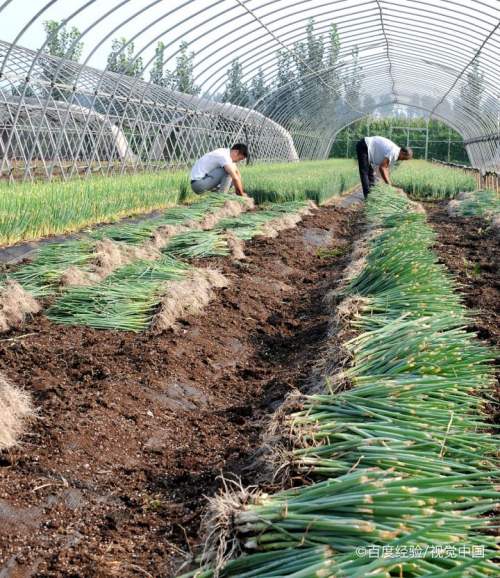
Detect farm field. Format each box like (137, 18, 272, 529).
(0, 187, 362, 576)
(178, 183, 499, 578)
(1, 2, 499, 576)
(0, 160, 358, 247)
(0, 160, 498, 578)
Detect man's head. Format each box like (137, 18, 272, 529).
(398, 146, 413, 161)
(230, 143, 249, 162)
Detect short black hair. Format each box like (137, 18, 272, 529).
(400, 146, 413, 158)
(231, 143, 249, 158)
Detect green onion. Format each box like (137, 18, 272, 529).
(392, 160, 476, 199)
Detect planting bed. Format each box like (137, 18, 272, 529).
(0, 201, 362, 577)
(426, 202, 499, 348)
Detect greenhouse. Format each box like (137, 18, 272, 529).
(0, 0, 498, 179)
(0, 1, 498, 577)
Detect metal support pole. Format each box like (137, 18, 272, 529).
(424, 119, 429, 160)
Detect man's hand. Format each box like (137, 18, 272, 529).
(379, 158, 391, 186)
(224, 163, 246, 196)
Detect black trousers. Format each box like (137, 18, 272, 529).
(356, 139, 376, 198)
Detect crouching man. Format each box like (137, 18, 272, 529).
(190, 143, 249, 197)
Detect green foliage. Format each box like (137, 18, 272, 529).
(43, 20, 83, 61)
(392, 160, 477, 199)
(459, 60, 485, 117)
(214, 201, 307, 240)
(343, 46, 363, 108)
(107, 38, 144, 78)
(290, 19, 345, 122)
(47, 256, 190, 332)
(222, 18, 354, 123)
(35, 20, 85, 100)
(6, 192, 246, 301)
(164, 230, 230, 259)
(331, 116, 468, 164)
(8, 241, 96, 297)
(90, 192, 239, 245)
(223, 59, 248, 106)
(249, 69, 267, 105)
(171, 42, 200, 95)
(242, 159, 358, 204)
(0, 160, 353, 248)
(150, 41, 199, 95)
(43, 200, 310, 331)
(274, 49, 298, 118)
(149, 41, 167, 86)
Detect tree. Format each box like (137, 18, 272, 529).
(270, 48, 298, 121)
(459, 59, 484, 117)
(276, 49, 295, 88)
(43, 20, 83, 61)
(317, 23, 343, 120)
(173, 42, 200, 95)
(342, 46, 363, 110)
(150, 41, 166, 86)
(107, 38, 143, 79)
(249, 68, 267, 105)
(293, 18, 325, 118)
(150, 41, 199, 95)
(34, 20, 84, 100)
(291, 19, 345, 122)
(223, 59, 248, 107)
(294, 18, 325, 80)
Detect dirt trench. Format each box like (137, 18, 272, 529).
(426, 202, 499, 348)
(0, 203, 363, 578)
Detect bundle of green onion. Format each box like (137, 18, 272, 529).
(47, 256, 189, 332)
(453, 190, 500, 219)
(225, 469, 497, 552)
(8, 240, 96, 297)
(215, 200, 310, 240)
(7, 192, 252, 298)
(184, 469, 498, 578)
(89, 192, 247, 245)
(164, 230, 230, 259)
(215, 211, 276, 240)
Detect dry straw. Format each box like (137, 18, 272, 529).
(0, 280, 41, 333)
(0, 374, 34, 450)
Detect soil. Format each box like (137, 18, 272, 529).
(426, 203, 499, 347)
(0, 203, 363, 578)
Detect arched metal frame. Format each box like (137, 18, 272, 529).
(0, 0, 498, 181)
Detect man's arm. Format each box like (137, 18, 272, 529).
(378, 158, 391, 186)
(224, 163, 247, 196)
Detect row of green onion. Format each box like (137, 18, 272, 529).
(182, 183, 498, 577)
(5, 193, 248, 297)
(43, 200, 311, 331)
(392, 160, 477, 200)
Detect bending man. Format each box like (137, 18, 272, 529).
(356, 135, 413, 198)
(190, 143, 249, 197)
